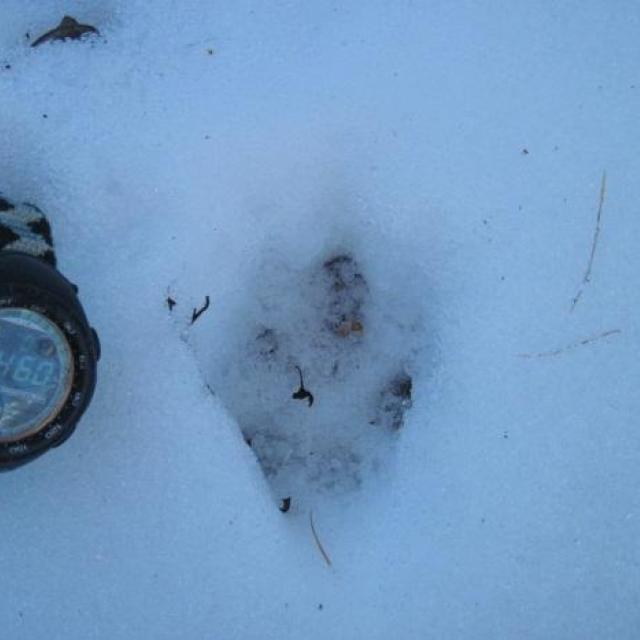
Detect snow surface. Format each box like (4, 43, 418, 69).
(1, 1, 640, 638)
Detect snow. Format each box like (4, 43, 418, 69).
(1, 1, 639, 638)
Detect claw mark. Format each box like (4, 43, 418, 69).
(571, 171, 607, 311)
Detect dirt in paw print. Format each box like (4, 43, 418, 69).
(194, 247, 422, 511)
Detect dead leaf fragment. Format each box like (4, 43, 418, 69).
(31, 16, 99, 48)
(336, 320, 364, 337)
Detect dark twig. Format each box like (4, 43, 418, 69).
(292, 366, 314, 407)
(571, 171, 607, 311)
(191, 296, 210, 324)
(166, 296, 176, 311)
(517, 329, 621, 359)
(309, 511, 332, 567)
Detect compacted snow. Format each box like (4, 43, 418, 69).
(1, 2, 639, 639)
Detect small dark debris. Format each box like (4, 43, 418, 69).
(244, 436, 252, 447)
(391, 374, 412, 400)
(376, 372, 412, 430)
(293, 387, 314, 407)
(31, 16, 99, 48)
(207, 48, 214, 55)
(503, 431, 509, 439)
(336, 319, 364, 337)
(521, 148, 529, 155)
(292, 366, 314, 407)
(166, 296, 176, 311)
(318, 604, 324, 611)
(25, 32, 30, 40)
(42, 114, 48, 119)
(279, 497, 291, 513)
(3, 64, 11, 70)
(191, 295, 210, 324)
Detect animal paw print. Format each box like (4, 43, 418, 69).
(200, 250, 417, 510)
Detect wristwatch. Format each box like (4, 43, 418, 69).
(0, 196, 99, 469)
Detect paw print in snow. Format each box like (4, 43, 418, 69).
(196, 250, 420, 509)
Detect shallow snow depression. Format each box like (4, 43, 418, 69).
(185, 228, 431, 511)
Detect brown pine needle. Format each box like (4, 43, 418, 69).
(571, 171, 607, 311)
(309, 511, 332, 568)
(517, 329, 621, 359)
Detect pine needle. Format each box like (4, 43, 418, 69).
(309, 511, 332, 568)
(517, 328, 621, 359)
(571, 171, 607, 311)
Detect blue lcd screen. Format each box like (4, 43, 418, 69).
(0, 308, 73, 442)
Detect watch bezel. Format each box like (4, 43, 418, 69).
(0, 306, 76, 443)
(0, 253, 98, 469)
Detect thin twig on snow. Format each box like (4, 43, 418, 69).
(571, 171, 607, 311)
(517, 329, 621, 359)
(310, 511, 332, 568)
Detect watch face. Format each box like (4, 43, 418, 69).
(0, 308, 74, 442)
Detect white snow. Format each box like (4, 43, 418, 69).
(1, 1, 639, 638)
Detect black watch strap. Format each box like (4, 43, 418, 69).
(0, 196, 56, 267)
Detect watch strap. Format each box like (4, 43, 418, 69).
(0, 196, 56, 267)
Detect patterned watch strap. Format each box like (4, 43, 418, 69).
(0, 196, 56, 267)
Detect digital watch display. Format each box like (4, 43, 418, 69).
(0, 198, 99, 469)
(0, 308, 74, 442)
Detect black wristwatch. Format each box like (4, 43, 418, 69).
(0, 197, 99, 469)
